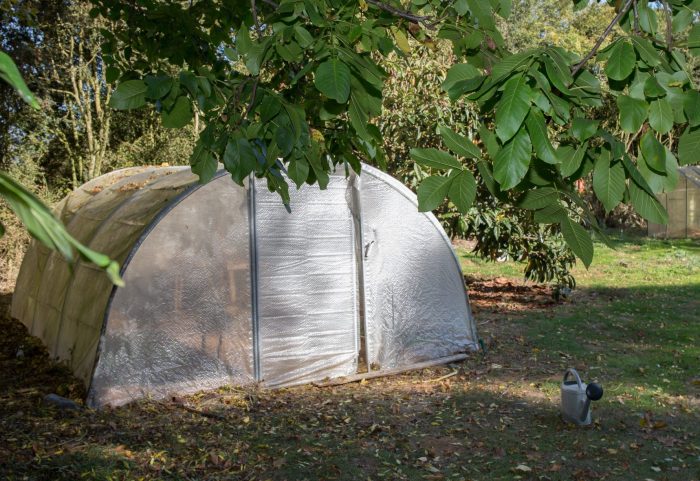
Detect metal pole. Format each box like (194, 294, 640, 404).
(248, 176, 261, 382)
(350, 172, 371, 373)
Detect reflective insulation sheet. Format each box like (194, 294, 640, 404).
(254, 173, 359, 387)
(89, 174, 254, 407)
(359, 165, 478, 371)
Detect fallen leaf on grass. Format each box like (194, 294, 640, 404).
(514, 464, 532, 472)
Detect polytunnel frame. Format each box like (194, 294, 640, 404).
(87, 164, 477, 400)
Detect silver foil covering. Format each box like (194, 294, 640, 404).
(253, 173, 359, 387)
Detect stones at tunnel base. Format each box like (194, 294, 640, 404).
(43, 393, 81, 410)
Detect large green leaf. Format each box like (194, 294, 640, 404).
(410, 148, 463, 170)
(604, 40, 635, 81)
(109, 80, 148, 110)
(0, 51, 39, 108)
(224, 136, 257, 184)
(559, 215, 593, 268)
(525, 108, 558, 164)
(489, 49, 536, 84)
(638, 148, 679, 193)
(592, 153, 625, 212)
(447, 170, 477, 213)
(678, 128, 700, 165)
(465, 0, 495, 29)
(629, 180, 668, 224)
(287, 157, 310, 188)
(442, 63, 481, 97)
(616, 95, 648, 133)
(534, 203, 567, 223)
(570, 118, 599, 142)
(294, 25, 314, 48)
(145, 75, 174, 100)
(348, 95, 370, 141)
(161, 96, 193, 128)
(191, 149, 218, 184)
(306, 148, 330, 190)
(493, 129, 532, 189)
(0, 172, 122, 285)
(648, 98, 673, 135)
(542, 51, 573, 94)
(314, 59, 351, 103)
(417, 175, 454, 212)
(438, 125, 482, 159)
(640, 131, 666, 172)
(672, 8, 694, 33)
(630, 36, 661, 67)
(495, 75, 531, 142)
(684, 90, 700, 127)
(516, 187, 559, 210)
(476, 160, 505, 200)
(688, 24, 700, 56)
(621, 155, 655, 196)
(637, 2, 658, 35)
(643, 75, 665, 98)
(558, 142, 588, 177)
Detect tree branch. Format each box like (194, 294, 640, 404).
(571, 0, 634, 76)
(365, 0, 437, 29)
(251, 0, 261, 34)
(625, 123, 646, 153)
(243, 78, 259, 121)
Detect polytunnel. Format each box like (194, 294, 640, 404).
(12, 164, 479, 407)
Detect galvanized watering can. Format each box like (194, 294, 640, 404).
(560, 368, 603, 425)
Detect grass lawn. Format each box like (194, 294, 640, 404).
(1, 236, 698, 480)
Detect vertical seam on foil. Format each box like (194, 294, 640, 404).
(249, 176, 261, 382)
(348, 175, 360, 373)
(352, 172, 371, 371)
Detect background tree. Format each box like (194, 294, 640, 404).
(0, 0, 195, 289)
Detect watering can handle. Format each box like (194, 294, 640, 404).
(562, 368, 584, 390)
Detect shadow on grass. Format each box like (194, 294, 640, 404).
(1, 370, 697, 481)
(2, 284, 699, 481)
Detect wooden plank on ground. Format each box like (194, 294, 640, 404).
(313, 354, 469, 387)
